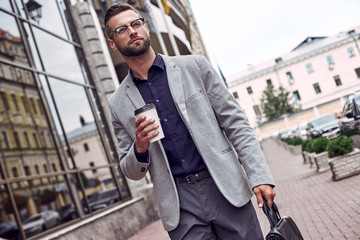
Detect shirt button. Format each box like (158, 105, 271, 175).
(148, 82, 152, 85)
(181, 159, 186, 163)
(156, 99, 159, 103)
(164, 119, 168, 122)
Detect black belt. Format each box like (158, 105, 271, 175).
(176, 169, 210, 184)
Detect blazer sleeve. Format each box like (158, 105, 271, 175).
(195, 55, 275, 188)
(110, 101, 150, 180)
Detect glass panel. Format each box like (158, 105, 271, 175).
(0, 11, 30, 67)
(21, 22, 42, 70)
(9, 175, 72, 238)
(45, 78, 109, 168)
(32, 28, 86, 83)
(0, 1, 12, 12)
(0, 186, 21, 240)
(82, 168, 120, 212)
(24, 0, 69, 39)
(115, 166, 131, 199)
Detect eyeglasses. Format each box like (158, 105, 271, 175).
(109, 18, 145, 38)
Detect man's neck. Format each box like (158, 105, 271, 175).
(124, 48, 156, 80)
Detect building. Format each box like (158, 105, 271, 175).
(0, 0, 207, 239)
(229, 25, 360, 136)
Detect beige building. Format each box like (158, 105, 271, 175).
(229, 25, 360, 136)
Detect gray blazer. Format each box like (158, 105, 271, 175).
(109, 54, 274, 231)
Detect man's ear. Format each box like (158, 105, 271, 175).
(108, 38, 118, 51)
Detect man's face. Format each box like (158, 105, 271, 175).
(108, 10, 151, 57)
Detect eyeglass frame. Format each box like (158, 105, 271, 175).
(109, 17, 145, 39)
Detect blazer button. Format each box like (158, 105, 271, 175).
(141, 167, 146, 172)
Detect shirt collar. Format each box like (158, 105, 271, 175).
(130, 53, 165, 83)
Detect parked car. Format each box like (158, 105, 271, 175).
(339, 92, 360, 133)
(0, 221, 19, 240)
(22, 210, 60, 237)
(306, 114, 340, 139)
(87, 188, 120, 209)
(298, 121, 308, 140)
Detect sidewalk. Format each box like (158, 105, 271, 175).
(129, 138, 360, 240)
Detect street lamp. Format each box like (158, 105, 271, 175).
(25, 0, 42, 23)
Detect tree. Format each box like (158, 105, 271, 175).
(260, 85, 298, 122)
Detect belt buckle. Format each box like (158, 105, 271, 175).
(186, 174, 195, 183)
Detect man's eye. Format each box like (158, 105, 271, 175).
(116, 27, 126, 34)
(132, 21, 142, 27)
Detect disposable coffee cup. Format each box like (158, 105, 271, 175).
(134, 103, 164, 143)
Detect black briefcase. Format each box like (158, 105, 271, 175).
(262, 198, 304, 240)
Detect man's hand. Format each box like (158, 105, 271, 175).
(135, 116, 159, 153)
(253, 184, 275, 208)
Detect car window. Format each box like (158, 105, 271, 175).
(311, 115, 336, 127)
(24, 215, 42, 223)
(354, 95, 360, 109)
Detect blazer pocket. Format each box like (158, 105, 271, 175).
(185, 89, 203, 104)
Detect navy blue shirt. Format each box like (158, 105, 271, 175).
(131, 54, 207, 177)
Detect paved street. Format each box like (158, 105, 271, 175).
(129, 138, 360, 240)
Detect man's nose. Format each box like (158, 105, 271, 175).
(128, 26, 137, 35)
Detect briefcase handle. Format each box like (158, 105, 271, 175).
(262, 197, 281, 228)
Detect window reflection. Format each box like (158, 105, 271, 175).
(33, 28, 86, 83)
(82, 168, 121, 212)
(0, 1, 12, 12)
(8, 175, 71, 237)
(0, 12, 30, 67)
(44, 78, 109, 168)
(0, 188, 20, 240)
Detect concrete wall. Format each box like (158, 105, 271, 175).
(44, 186, 160, 240)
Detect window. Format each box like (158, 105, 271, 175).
(333, 75, 342, 86)
(24, 132, 31, 148)
(22, 96, 29, 113)
(306, 63, 314, 73)
(33, 132, 39, 148)
(253, 105, 261, 116)
(348, 47, 356, 58)
(266, 79, 272, 86)
(30, 98, 37, 114)
(355, 68, 360, 79)
(11, 94, 19, 111)
(0, 63, 4, 77)
(246, 87, 253, 94)
(89, 162, 97, 173)
(16, 69, 23, 82)
(293, 91, 301, 101)
(313, 83, 321, 94)
(232, 91, 239, 99)
(9, 67, 15, 80)
(37, 99, 44, 115)
(84, 143, 89, 152)
(13, 131, 21, 148)
(0, 91, 9, 110)
(286, 72, 294, 85)
(41, 132, 47, 147)
(2, 131, 10, 149)
(326, 55, 334, 65)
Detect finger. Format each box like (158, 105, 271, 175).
(135, 115, 146, 127)
(136, 118, 155, 134)
(253, 187, 264, 208)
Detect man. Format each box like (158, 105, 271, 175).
(105, 4, 275, 239)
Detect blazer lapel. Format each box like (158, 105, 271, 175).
(162, 55, 190, 125)
(124, 75, 146, 109)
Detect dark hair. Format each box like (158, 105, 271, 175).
(104, 4, 142, 37)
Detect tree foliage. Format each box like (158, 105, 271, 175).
(260, 85, 298, 122)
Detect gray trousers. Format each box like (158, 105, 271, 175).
(168, 176, 263, 240)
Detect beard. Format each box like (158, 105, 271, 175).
(115, 35, 151, 57)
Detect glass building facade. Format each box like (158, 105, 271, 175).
(0, 1, 130, 239)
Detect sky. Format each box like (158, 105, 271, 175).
(188, 0, 360, 82)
